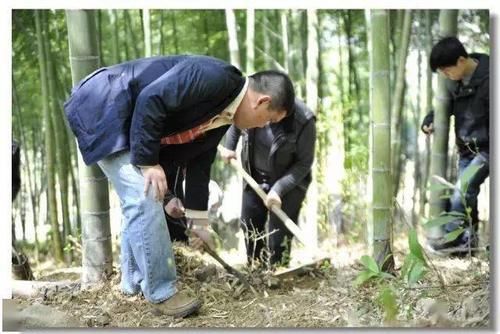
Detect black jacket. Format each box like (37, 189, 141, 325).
(158, 125, 229, 211)
(224, 99, 316, 197)
(422, 53, 489, 155)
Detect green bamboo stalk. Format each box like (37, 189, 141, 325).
(370, 9, 394, 271)
(143, 9, 152, 57)
(35, 10, 64, 263)
(427, 10, 458, 241)
(46, 20, 73, 261)
(391, 10, 412, 198)
(246, 9, 255, 74)
(225, 9, 241, 68)
(66, 9, 113, 286)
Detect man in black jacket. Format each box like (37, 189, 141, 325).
(220, 99, 316, 267)
(421, 37, 489, 256)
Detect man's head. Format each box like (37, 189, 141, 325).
(430, 37, 471, 81)
(233, 70, 295, 129)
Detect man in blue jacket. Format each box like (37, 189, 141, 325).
(421, 37, 489, 256)
(220, 99, 316, 267)
(64, 55, 295, 317)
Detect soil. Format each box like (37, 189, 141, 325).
(12, 239, 490, 328)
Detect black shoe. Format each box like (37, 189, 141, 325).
(427, 229, 478, 257)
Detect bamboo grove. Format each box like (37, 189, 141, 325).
(12, 9, 489, 273)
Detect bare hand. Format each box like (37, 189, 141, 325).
(422, 123, 434, 135)
(141, 164, 168, 201)
(265, 190, 282, 210)
(188, 219, 216, 251)
(165, 197, 185, 218)
(219, 146, 237, 164)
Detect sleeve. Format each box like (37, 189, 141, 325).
(270, 118, 316, 197)
(129, 62, 224, 166)
(183, 147, 218, 219)
(420, 110, 434, 133)
(223, 125, 242, 151)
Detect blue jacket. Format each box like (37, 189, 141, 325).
(64, 55, 245, 166)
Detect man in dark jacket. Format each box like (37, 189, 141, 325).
(421, 37, 489, 256)
(220, 99, 316, 267)
(64, 55, 295, 317)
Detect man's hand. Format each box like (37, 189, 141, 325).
(219, 146, 237, 163)
(422, 123, 434, 135)
(165, 197, 185, 218)
(140, 164, 168, 201)
(188, 218, 216, 251)
(265, 190, 282, 210)
(420, 111, 435, 135)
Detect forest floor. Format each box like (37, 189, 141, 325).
(8, 232, 490, 329)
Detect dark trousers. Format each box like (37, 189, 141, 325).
(446, 151, 489, 234)
(241, 184, 307, 266)
(166, 216, 188, 243)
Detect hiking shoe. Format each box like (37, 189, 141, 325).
(155, 291, 201, 318)
(426, 229, 478, 257)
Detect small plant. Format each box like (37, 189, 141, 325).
(424, 163, 482, 242)
(377, 285, 398, 324)
(354, 255, 394, 286)
(400, 229, 428, 285)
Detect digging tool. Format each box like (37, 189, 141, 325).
(185, 225, 258, 296)
(217, 145, 330, 277)
(217, 145, 308, 246)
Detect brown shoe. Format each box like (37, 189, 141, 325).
(155, 291, 201, 318)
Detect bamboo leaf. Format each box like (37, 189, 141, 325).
(360, 255, 380, 273)
(428, 182, 453, 193)
(431, 175, 455, 189)
(400, 254, 415, 279)
(354, 270, 378, 286)
(444, 228, 464, 242)
(377, 286, 398, 322)
(423, 214, 461, 229)
(459, 163, 482, 194)
(408, 261, 426, 285)
(408, 229, 425, 262)
(448, 211, 466, 218)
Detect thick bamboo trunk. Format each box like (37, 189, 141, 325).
(108, 9, 120, 64)
(427, 10, 458, 241)
(304, 9, 319, 249)
(66, 10, 113, 286)
(246, 9, 255, 74)
(225, 9, 241, 68)
(370, 9, 394, 271)
(143, 9, 152, 57)
(280, 10, 289, 73)
(391, 10, 412, 198)
(420, 10, 433, 219)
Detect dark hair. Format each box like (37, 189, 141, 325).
(430, 37, 468, 72)
(248, 70, 295, 117)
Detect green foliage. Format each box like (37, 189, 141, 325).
(377, 285, 398, 323)
(426, 163, 482, 242)
(458, 163, 482, 194)
(444, 227, 465, 242)
(400, 229, 427, 285)
(354, 255, 394, 286)
(423, 212, 465, 229)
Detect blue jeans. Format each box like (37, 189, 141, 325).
(97, 150, 177, 303)
(445, 151, 489, 234)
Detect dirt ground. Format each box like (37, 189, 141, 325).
(10, 235, 490, 329)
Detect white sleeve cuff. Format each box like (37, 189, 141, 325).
(185, 209, 208, 219)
